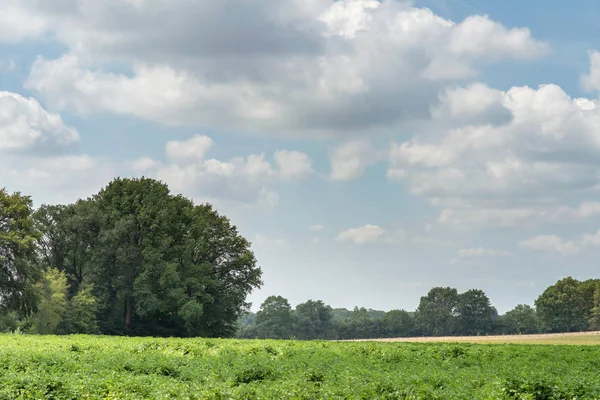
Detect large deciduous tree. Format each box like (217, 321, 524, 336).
(416, 287, 459, 336)
(0, 189, 41, 316)
(502, 304, 538, 334)
(294, 299, 333, 340)
(255, 295, 295, 338)
(455, 289, 495, 335)
(33, 178, 262, 337)
(535, 277, 587, 333)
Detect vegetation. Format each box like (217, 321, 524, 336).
(3, 179, 600, 341)
(1, 334, 600, 399)
(1, 178, 262, 337)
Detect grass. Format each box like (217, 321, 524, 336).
(1, 334, 600, 399)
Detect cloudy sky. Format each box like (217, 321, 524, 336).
(2, 0, 600, 313)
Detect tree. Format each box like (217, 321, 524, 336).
(455, 289, 495, 335)
(29, 268, 68, 334)
(415, 287, 459, 336)
(294, 300, 333, 340)
(62, 285, 99, 334)
(338, 307, 380, 339)
(0, 189, 41, 316)
(381, 309, 414, 338)
(587, 289, 600, 331)
(255, 295, 295, 338)
(34, 202, 100, 297)
(502, 304, 538, 334)
(34, 178, 262, 337)
(535, 277, 587, 332)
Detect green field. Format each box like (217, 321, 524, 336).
(1, 335, 600, 399)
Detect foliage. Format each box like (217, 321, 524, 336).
(294, 300, 333, 340)
(415, 287, 459, 336)
(254, 295, 295, 339)
(380, 309, 415, 337)
(0, 189, 41, 316)
(535, 277, 588, 332)
(29, 268, 68, 334)
(2, 334, 600, 399)
(62, 285, 99, 334)
(31, 178, 262, 338)
(455, 289, 496, 335)
(501, 304, 539, 334)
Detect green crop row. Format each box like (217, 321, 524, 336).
(0, 334, 599, 399)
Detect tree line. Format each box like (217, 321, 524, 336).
(0, 178, 262, 337)
(238, 278, 600, 340)
(2, 178, 600, 339)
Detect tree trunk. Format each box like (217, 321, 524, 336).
(125, 298, 133, 330)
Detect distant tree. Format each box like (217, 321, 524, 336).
(61, 285, 99, 334)
(415, 287, 459, 336)
(535, 277, 587, 332)
(30, 268, 68, 334)
(0, 189, 41, 317)
(255, 295, 295, 338)
(338, 307, 380, 339)
(587, 289, 600, 331)
(455, 289, 495, 335)
(381, 309, 414, 337)
(294, 300, 333, 340)
(502, 304, 538, 334)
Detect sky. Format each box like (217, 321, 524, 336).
(2, 0, 600, 314)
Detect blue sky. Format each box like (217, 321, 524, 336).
(2, 0, 600, 314)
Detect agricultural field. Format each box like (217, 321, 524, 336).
(357, 331, 600, 345)
(1, 335, 600, 399)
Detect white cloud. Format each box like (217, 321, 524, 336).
(252, 234, 291, 249)
(0, 2, 46, 43)
(582, 230, 600, 247)
(274, 150, 314, 181)
(20, 0, 546, 136)
(582, 50, 600, 92)
(330, 139, 379, 181)
(0, 91, 79, 152)
(130, 136, 313, 207)
(389, 77, 600, 229)
(166, 134, 213, 163)
(336, 224, 385, 244)
(456, 247, 512, 258)
(0, 154, 115, 205)
(309, 224, 326, 231)
(519, 235, 580, 255)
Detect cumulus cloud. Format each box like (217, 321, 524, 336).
(330, 139, 379, 181)
(582, 50, 600, 92)
(457, 247, 512, 258)
(519, 235, 581, 255)
(389, 80, 600, 228)
(336, 224, 385, 244)
(274, 150, 314, 180)
(166, 134, 213, 163)
(0, 154, 115, 205)
(20, 0, 546, 136)
(0, 91, 79, 152)
(0, 2, 46, 43)
(129, 135, 312, 207)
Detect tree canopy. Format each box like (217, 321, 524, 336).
(1, 178, 262, 337)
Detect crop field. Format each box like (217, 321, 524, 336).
(1, 335, 600, 399)
(355, 331, 600, 345)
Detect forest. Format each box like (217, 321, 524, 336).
(1, 178, 599, 339)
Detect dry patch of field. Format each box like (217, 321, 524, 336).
(350, 331, 600, 345)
